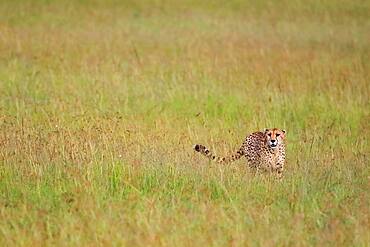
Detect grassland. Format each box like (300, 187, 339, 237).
(0, 0, 369, 246)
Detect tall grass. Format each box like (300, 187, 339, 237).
(0, 0, 369, 246)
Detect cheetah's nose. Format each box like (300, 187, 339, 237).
(271, 140, 276, 143)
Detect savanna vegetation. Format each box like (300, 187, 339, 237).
(0, 0, 369, 246)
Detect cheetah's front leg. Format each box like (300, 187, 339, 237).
(275, 162, 284, 179)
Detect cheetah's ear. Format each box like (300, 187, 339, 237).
(281, 129, 286, 139)
(264, 128, 269, 133)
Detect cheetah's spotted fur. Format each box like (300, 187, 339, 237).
(193, 128, 286, 177)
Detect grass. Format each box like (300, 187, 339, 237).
(0, 0, 369, 246)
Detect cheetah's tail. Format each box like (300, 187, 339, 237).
(193, 144, 244, 164)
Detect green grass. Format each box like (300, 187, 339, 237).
(0, 0, 369, 246)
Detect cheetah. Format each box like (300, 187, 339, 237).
(193, 128, 286, 177)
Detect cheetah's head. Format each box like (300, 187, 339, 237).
(264, 128, 286, 149)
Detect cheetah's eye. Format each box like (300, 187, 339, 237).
(276, 133, 280, 137)
(268, 133, 272, 137)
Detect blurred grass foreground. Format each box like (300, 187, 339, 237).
(0, 0, 369, 246)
